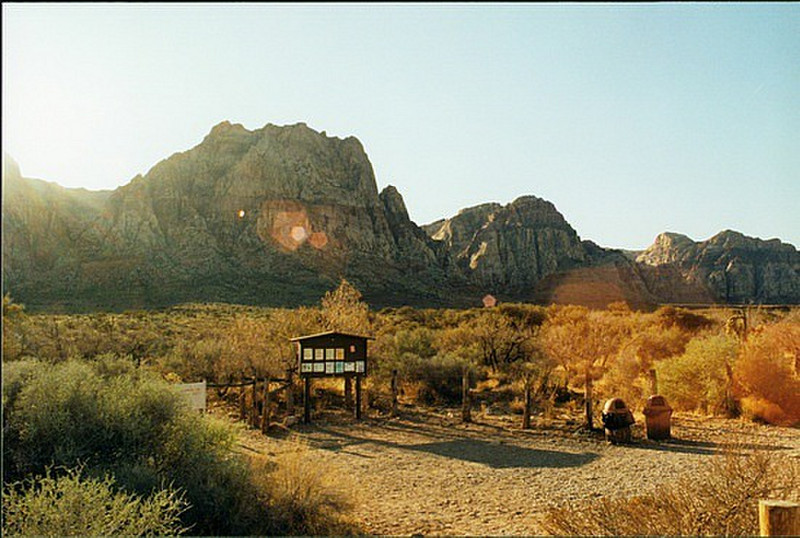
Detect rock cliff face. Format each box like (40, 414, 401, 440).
(2, 123, 453, 310)
(636, 231, 799, 304)
(424, 196, 588, 293)
(3, 121, 798, 311)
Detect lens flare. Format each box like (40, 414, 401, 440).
(308, 231, 328, 249)
(290, 225, 308, 243)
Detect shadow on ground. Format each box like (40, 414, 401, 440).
(626, 436, 794, 456)
(306, 424, 599, 469)
(404, 438, 599, 469)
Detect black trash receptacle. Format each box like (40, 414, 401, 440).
(602, 397, 634, 444)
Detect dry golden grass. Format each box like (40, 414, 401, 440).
(255, 441, 360, 536)
(543, 447, 800, 536)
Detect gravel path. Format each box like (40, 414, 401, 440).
(229, 406, 800, 536)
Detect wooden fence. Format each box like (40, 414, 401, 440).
(207, 369, 295, 433)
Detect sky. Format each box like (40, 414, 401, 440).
(3, 3, 799, 250)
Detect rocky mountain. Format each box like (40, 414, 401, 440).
(2, 123, 457, 310)
(425, 196, 589, 291)
(636, 231, 799, 304)
(3, 121, 798, 311)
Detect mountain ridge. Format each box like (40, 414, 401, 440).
(3, 122, 798, 311)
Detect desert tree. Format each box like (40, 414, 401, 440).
(320, 279, 372, 406)
(541, 305, 632, 430)
(734, 320, 800, 424)
(320, 279, 371, 334)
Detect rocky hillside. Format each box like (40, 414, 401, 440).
(2, 123, 457, 310)
(3, 121, 798, 311)
(636, 231, 799, 304)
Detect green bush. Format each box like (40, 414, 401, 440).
(3, 467, 186, 537)
(656, 334, 738, 414)
(2, 358, 356, 535)
(401, 353, 477, 405)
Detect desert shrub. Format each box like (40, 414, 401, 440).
(735, 321, 800, 425)
(595, 348, 647, 409)
(159, 338, 225, 382)
(400, 353, 477, 405)
(260, 442, 358, 535)
(393, 327, 437, 360)
(656, 305, 714, 332)
(2, 295, 28, 361)
(740, 397, 789, 426)
(2, 359, 357, 535)
(656, 334, 738, 414)
(2, 467, 186, 536)
(543, 448, 800, 536)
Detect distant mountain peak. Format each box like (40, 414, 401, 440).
(2, 120, 798, 310)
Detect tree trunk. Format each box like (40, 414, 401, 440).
(584, 369, 594, 430)
(462, 365, 471, 423)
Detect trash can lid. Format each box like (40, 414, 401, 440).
(603, 397, 629, 413)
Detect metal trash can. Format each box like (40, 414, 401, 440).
(601, 397, 635, 444)
(642, 394, 672, 440)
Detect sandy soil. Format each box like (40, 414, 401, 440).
(223, 404, 800, 536)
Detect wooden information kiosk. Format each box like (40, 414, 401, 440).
(290, 331, 373, 424)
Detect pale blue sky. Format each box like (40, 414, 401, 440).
(3, 3, 799, 249)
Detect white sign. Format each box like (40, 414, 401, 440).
(175, 381, 206, 412)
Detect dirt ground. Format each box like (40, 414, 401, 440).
(222, 403, 800, 536)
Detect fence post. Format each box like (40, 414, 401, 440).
(462, 365, 471, 423)
(251, 380, 258, 428)
(649, 368, 658, 395)
(391, 369, 399, 417)
(759, 500, 800, 536)
(522, 378, 532, 430)
(239, 385, 247, 421)
(261, 377, 270, 434)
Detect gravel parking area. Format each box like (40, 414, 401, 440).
(230, 406, 800, 536)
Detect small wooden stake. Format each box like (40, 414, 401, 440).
(759, 500, 800, 536)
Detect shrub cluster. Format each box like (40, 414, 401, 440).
(543, 448, 800, 536)
(3, 467, 187, 536)
(2, 357, 356, 536)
